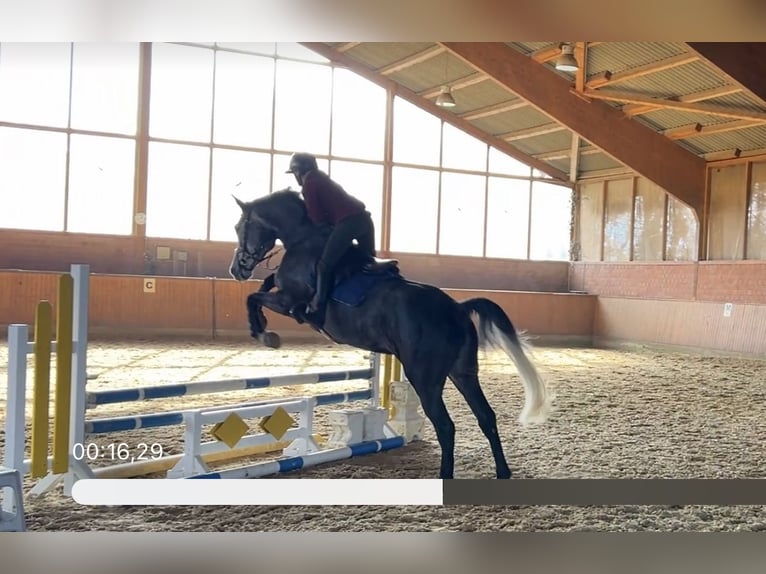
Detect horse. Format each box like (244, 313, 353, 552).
(229, 188, 551, 479)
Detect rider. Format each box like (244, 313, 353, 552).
(286, 152, 376, 327)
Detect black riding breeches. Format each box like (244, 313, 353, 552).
(317, 211, 375, 276)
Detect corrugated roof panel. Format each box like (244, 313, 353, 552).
(515, 130, 575, 155)
(705, 91, 766, 112)
(586, 42, 688, 76)
(634, 109, 733, 131)
(507, 42, 556, 55)
(607, 60, 725, 98)
(343, 42, 436, 70)
(392, 52, 476, 94)
(441, 79, 514, 110)
(471, 108, 553, 136)
(578, 153, 624, 172)
(684, 126, 766, 153)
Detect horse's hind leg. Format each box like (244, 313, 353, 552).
(400, 357, 455, 479)
(448, 331, 511, 479)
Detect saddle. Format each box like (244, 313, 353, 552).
(361, 257, 399, 273)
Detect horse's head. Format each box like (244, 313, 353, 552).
(229, 196, 278, 281)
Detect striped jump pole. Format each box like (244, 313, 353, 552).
(188, 436, 406, 479)
(86, 368, 375, 407)
(84, 389, 373, 434)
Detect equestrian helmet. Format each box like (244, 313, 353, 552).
(286, 152, 318, 176)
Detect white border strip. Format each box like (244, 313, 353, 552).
(72, 479, 444, 506)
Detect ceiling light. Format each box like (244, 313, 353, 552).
(555, 43, 579, 72)
(435, 85, 456, 108)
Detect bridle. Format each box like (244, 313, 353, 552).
(239, 213, 282, 271)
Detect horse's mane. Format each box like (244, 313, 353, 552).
(248, 187, 312, 230)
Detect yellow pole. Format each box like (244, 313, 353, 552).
(53, 275, 74, 474)
(31, 300, 53, 478)
(392, 356, 402, 382)
(381, 355, 392, 412)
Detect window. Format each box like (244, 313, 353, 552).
(149, 43, 214, 142)
(67, 135, 136, 235)
(390, 167, 439, 253)
(441, 124, 487, 172)
(0, 43, 71, 127)
(529, 181, 572, 261)
(209, 149, 272, 241)
(213, 51, 275, 149)
(489, 146, 531, 177)
(485, 177, 531, 259)
(331, 69, 386, 161)
(330, 160, 384, 248)
(438, 172, 486, 256)
(392, 97, 441, 167)
(273, 59, 332, 154)
(146, 142, 211, 239)
(0, 127, 67, 231)
(70, 43, 140, 135)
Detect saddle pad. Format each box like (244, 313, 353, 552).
(330, 267, 399, 306)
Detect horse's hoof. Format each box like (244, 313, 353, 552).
(263, 331, 281, 349)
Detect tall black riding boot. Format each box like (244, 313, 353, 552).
(307, 268, 331, 328)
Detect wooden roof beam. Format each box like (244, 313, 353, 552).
(377, 45, 445, 75)
(622, 85, 742, 117)
(687, 43, 766, 103)
(531, 43, 562, 63)
(440, 42, 705, 218)
(586, 53, 698, 89)
(584, 88, 766, 122)
(300, 42, 568, 182)
(669, 119, 766, 140)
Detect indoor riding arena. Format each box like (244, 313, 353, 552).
(1, 41, 766, 532)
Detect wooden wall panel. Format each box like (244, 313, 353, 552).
(594, 296, 766, 355)
(603, 178, 634, 261)
(633, 178, 666, 261)
(578, 180, 605, 261)
(0, 229, 571, 293)
(746, 161, 766, 260)
(666, 196, 698, 261)
(696, 261, 766, 305)
(708, 163, 747, 260)
(386, 252, 570, 292)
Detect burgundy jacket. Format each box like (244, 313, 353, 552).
(300, 170, 366, 225)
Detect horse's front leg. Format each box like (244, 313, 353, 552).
(246, 289, 300, 349)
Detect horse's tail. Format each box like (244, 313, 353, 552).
(460, 297, 552, 425)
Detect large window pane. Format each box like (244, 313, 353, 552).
(331, 69, 385, 161)
(488, 146, 532, 177)
(486, 177, 531, 259)
(149, 44, 214, 142)
(0, 128, 67, 231)
(392, 97, 441, 167)
(329, 160, 384, 249)
(390, 167, 439, 253)
(273, 60, 331, 154)
(0, 43, 71, 127)
(146, 142, 210, 239)
(441, 124, 487, 172)
(439, 172, 486, 256)
(70, 43, 140, 135)
(209, 149, 272, 242)
(529, 181, 572, 261)
(213, 51, 274, 148)
(67, 135, 135, 235)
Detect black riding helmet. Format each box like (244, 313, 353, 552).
(286, 152, 318, 184)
